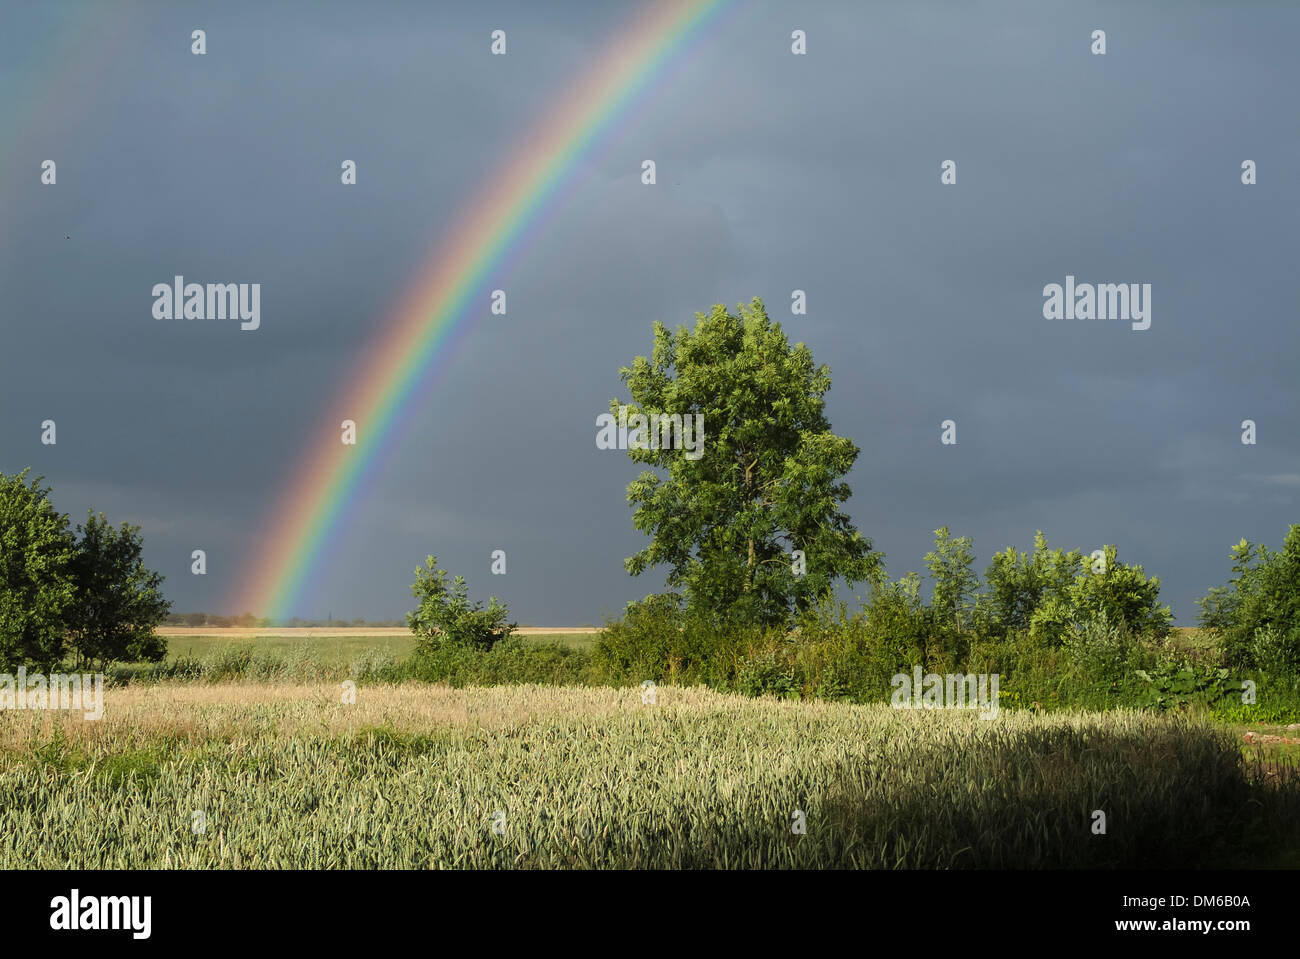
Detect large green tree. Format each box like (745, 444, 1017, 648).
(65, 511, 171, 670)
(615, 298, 876, 626)
(0, 470, 77, 668)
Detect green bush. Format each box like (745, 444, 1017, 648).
(1026, 545, 1171, 646)
(857, 571, 931, 673)
(202, 645, 255, 682)
(1198, 525, 1300, 669)
(1061, 610, 1143, 682)
(404, 637, 595, 687)
(592, 593, 763, 686)
(376, 528, 1200, 717)
(1133, 663, 1245, 712)
(591, 593, 688, 682)
(407, 556, 515, 653)
(788, 601, 876, 701)
(732, 647, 798, 698)
(1064, 545, 1173, 639)
(1250, 623, 1300, 676)
(982, 532, 1081, 640)
(349, 646, 398, 682)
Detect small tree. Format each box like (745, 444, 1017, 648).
(1026, 544, 1170, 644)
(0, 470, 77, 668)
(980, 531, 1083, 642)
(924, 527, 978, 632)
(65, 511, 171, 670)
(407, 556, 515, 652)
(1065, 544, 1172, 639)
(1198, 526, 1300, 669)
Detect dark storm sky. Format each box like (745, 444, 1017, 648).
(3, 0, 1296, 624)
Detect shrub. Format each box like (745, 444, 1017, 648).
(593, 593, 791, 690)
(1199, 526, 1300, 669)
(1065, 545, 1173, 639)
(202, 645, 255, 682)
(983, 532, 1081, 640)
(407, 556, 515, 653)
(404, 637, 595, 687)
(1025, 545, 1170, 645)
(790, 599, 878, 701)
(593, 593, 726, 683)
(1133, 663, 1244, 712)
(1061, 610, 1141, 682)
(859, 571, 930, 673)
(591, 593, 685, 682)
(349, 646, 397, 682)
(924, 527, 979, 633)
(734, 647, 797, 698)
(1249, 623, 1300, 677)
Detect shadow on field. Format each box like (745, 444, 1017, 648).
(808, 723, 1300, 869)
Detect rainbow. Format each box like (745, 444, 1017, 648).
(232, 0, 740, 620)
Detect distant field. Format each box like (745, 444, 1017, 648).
(155, 627, 600, 666)
(156, 626, 602, 637)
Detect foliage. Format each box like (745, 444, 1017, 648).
(592, 592, 762, 687)
(407, 556, 515, 653)
(65, 511, 171, 669)
(1250, 623, 1300, 676)
(1133, 663, 1245, 711)
(1060, 609, 1144, 682)
(583, 527, 1190, 713)
(0, 470, 77, 669)
(980, 531, 1080, 639)
(404, 637, 595, 687)
(924, 527, 978, 632)
(1198, 526, 1300, 670)
(1062, 545, 1173, 639)
(616, 298, 877, 628)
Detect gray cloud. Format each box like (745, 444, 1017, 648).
(2, 1, 1296, 624)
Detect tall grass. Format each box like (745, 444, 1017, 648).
(107, 643, 400, 685)
(1, 683, 1295, 868)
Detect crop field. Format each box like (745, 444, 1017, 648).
(2, 681, 1297, 869)
(151, 629, 598, 670)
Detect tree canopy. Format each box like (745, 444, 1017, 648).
(65, 511, 171, 670)
(0, 470, 77, 668)
(0, 470, 170, 669)
(615, 298, 876, 626)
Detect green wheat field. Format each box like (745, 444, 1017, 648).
(2, 658, 1298, 869)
